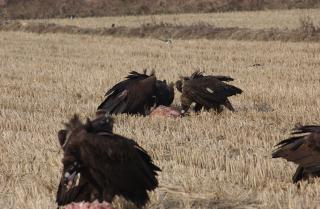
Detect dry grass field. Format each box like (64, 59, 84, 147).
(29, 8, 320, 30)
(1, 9, 320, 209)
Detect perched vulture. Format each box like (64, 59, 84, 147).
(175, 71, 242, 114)
(56, 115, 161, 208)
(97, 70, 174, 115)
(272, 125, 320, 183)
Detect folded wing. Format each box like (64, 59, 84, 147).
(97, 71, 157, 115)
(184, 76, 242, 111)
(78, 132, 160, 208)
(272, 125, 320, 182)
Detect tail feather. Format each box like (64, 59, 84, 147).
(272, 137, 304, 158)
(227, 85, 243, 95)
(292, 125, 320, 134)
(213, 75, 234, 82)
(224, 98, 235, 111)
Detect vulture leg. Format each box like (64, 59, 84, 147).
(194, 103, 203, 112)
(180, 95, 192, 115)
(224, 98, 235, 112)
(206, 103, 223, 113)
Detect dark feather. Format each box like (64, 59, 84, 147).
(292, 125, 320, 134)
(97, 71, 157, 115)
(155, 80, 174, 106)
(211, 75, 234, 82)
(272, 125, 320, 183)
(292, 166, 305, 183)
(190, 71, 234, 82)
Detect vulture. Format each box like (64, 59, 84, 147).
(97, 70, 174, 115)
(56, 115, 161, 208)
(175, 71, 242, 114)
(272, 125, 320, 183)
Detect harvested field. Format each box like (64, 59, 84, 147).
(1, 10, 320, 209)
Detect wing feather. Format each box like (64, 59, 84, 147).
(97, 72, 157, 115)
(78, 133, 160, 207)
(211, 75, 234, 82)
(184, 77, 242, 108)
(273, 125, 320, 169)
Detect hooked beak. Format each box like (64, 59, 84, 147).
(64, 163, 81, 190)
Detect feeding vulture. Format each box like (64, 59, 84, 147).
(97, 70, 174, 115)
(175, 71, 242, 114)
(272, 125, 320, 183)
(56, 114, 161, 208)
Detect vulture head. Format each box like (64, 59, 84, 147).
(175, 75, 189, 93)
(155, 80, 174, 106)
(175, 80, 183, 93)
(58, 115, 114, 148)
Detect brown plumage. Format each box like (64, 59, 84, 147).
(272, 125, 320, 183)
(97, 70, 174, 115)
(56, 115, 161, 208)
(175, 71, 242, 114)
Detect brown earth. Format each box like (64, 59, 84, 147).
(1, 18, 319, 42)
(1, 0, 320, 19)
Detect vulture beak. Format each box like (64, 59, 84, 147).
(64, 162, 81, 190)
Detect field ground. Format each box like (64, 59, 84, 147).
(1, 9, 320, 209)
(28, 8, 320, 30)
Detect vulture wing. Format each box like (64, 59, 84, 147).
(190, 71, 234, 82)
(272, 125, 320, 182)
(210, 75, 234, 82)
(183, 76, 242, 111)
(97, 71, 157, 115)
(78, 133, 161, 208)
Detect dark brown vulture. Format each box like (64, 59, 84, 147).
(272, 125, 320, 183)
(175, 71, 242, 114)
(56, 115, 161, 208)
(97, 70, 174, 115)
